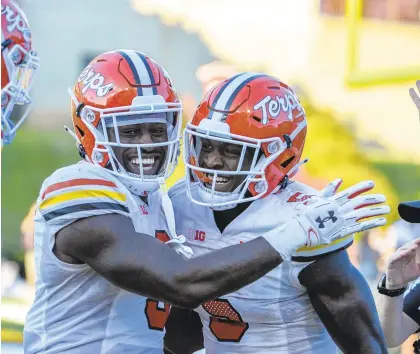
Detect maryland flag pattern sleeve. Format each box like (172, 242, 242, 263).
(38, 162, 130, 226)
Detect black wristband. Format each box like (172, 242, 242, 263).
(377, 274, 407, 297)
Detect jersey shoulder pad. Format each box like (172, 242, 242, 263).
(38, 162, 130, 224)
(168, 178, 187, 200)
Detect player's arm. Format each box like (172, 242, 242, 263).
(164, 307, 204, 354)
(376, 238, 420, 347)
(376, 285, 419, 348)
(56, 213, 283, 309)
(55, 179, 389, 309)
(298, 250, 388, 354)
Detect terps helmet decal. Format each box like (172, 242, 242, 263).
(77, 65, 114, 97)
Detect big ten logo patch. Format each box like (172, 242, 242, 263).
(188, 228, 206, 242)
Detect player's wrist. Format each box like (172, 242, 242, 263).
(262, 218, 306, 260)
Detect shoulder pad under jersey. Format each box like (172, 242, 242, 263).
(38, 162, 130, 224)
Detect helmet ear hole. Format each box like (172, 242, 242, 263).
(281, 156, 295, 168)
(75, 125, 85, 137)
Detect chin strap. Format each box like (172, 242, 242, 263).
(64, 125, 91, 161)
(271, 158, 309, 195)
(159, 182, 193, 259)
(288, 157, 309, 177)
(64, 125, 80, 144)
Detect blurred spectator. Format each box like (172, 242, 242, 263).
(389, 219, 420, 250)
(357, 230, 381, 285)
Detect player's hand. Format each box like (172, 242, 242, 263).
(318, 178, 342, 198)
(409, 80, 420, 119)
(386, 237, 420, 289)
(297, 180, 390, 244)
(263, 181, 390, 260)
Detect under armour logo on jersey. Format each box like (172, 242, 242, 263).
(315, 211, 338, 228)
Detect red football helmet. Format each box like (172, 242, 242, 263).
(184, 73, 307, 209)
(1, 0, 39, 145)
(69, 50, 182, 194)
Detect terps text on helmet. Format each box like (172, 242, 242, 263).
(77, 65, 114, 97)
(253, 93, 304, 125)
(1, 4, 29, 38)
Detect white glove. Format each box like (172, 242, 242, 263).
(318, 178, 342, 198)
(263, 180, 390, 260)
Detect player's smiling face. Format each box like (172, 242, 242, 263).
(107, 122, 168, 176)
(198, 138, 253, 193)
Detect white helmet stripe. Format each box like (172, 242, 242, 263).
(210, 72, 264, 122)
(118, 50, 154, 96)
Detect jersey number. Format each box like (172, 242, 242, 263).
(144, 230, 171, 331)
(203, 299, 249, 342)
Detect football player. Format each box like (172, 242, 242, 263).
(23, 51, 363, 354)
(165, 73, 390, 353)
(1, 0, 39, 146)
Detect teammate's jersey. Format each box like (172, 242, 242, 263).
(169, 180, 353, 354)
(24, 161, 171, 354)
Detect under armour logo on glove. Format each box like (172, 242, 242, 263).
(315, 211, 338, 228)
(262, 180, 390, 261)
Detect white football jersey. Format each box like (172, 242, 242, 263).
(170, 180, 353, 354)
(24, 161, 171, 354)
